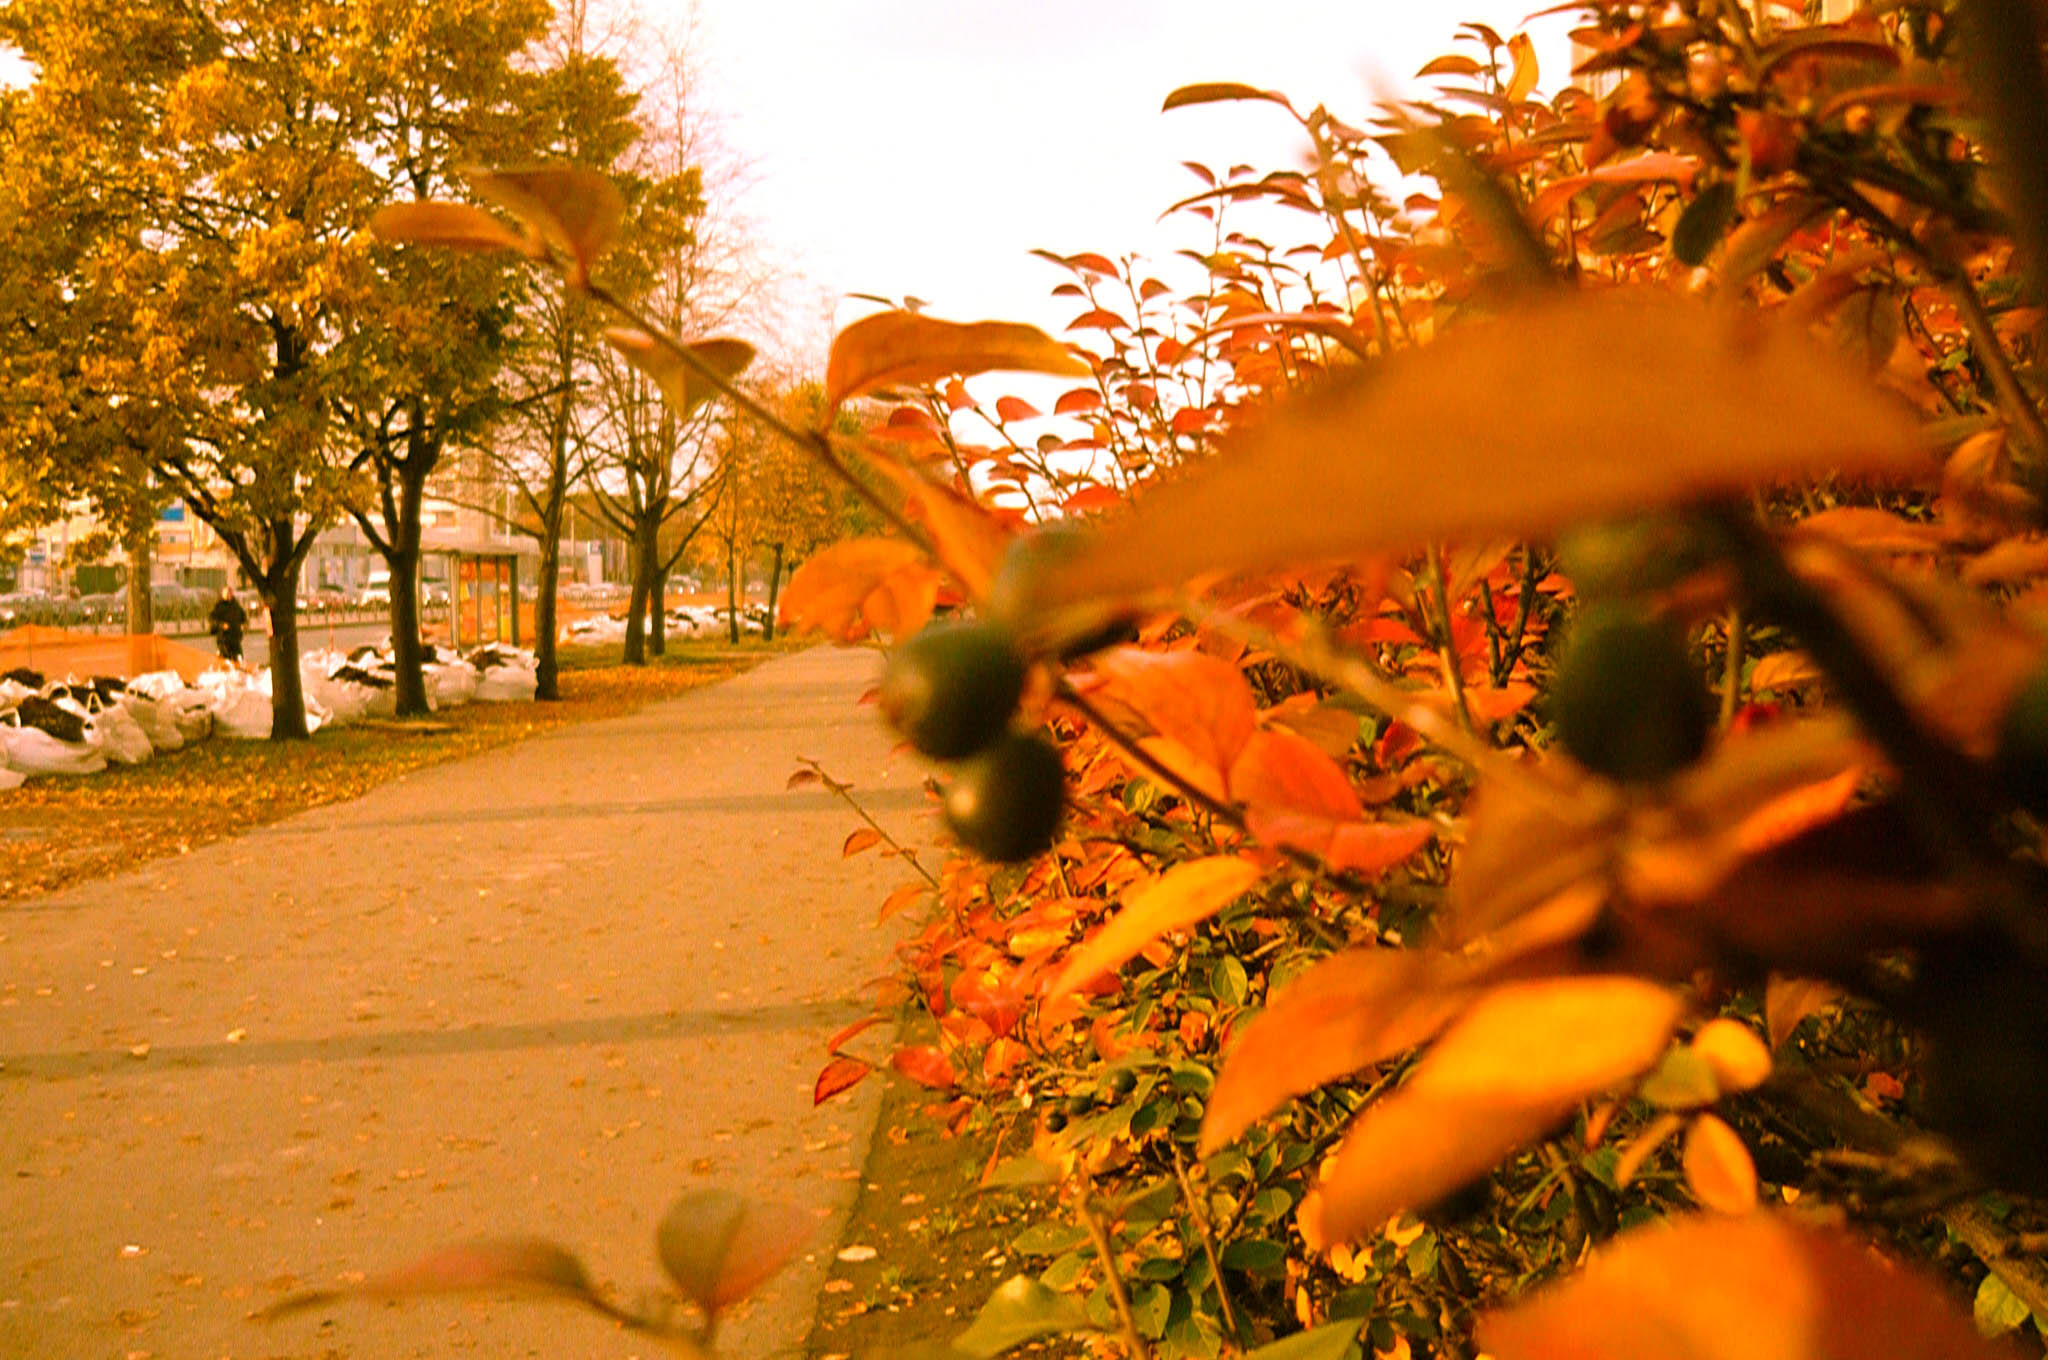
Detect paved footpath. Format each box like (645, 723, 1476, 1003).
(0, 645, 929, 1360)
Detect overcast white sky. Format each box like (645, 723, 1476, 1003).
(0, 4, 1575, 348)
(665, 1, 1574, 348)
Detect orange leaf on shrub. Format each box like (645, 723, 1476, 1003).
(1049, 857, 1261, 997)
(825, 312, 1087, 412)
(368, 200, 534, 254)
(1093, 647, 1258, 779)
(656, 1189, 812, 1316)
(1765, 974, 1842, 1049)
(462, 164, 624, 283)
(1229, 729, 1437, 874)
(1683, 1113, 1759, 1213)
(1229, 728, 1361, 819)
(890, 1045, 957, 1091)
(1413, 977, 1682, 1105)
(1310, 1087, 1572, 1244)
(1018, 290, 1927, 613)
(1202, 948, 1473, 1153)
(1478, 1215, 2011, 1360)
(778, 539, 935, 642)
(1690, 1019, 1772, 1093)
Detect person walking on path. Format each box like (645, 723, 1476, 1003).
(207, 586, 248, 664)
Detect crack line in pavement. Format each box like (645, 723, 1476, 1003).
(0, 997, 866, 1080)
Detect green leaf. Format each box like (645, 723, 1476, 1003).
(1975, 1272, 2033, 1338)
(1130, 1281, 1173, 1339)
(1221, 1238, 1289, 1274)
(1042, 1251, 1090, 1291)
(982, 1153, 1062, 1188)
(1243, 1320, 1365, 1360)
(1672, 181, 1738, 266)
(1638, 1047, 1722, 1109)
(954, 1275, 1095, 1357)
(1010, 1221, 1088, 1257)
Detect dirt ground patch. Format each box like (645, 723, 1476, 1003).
(0, 639, 790, 905)
(806, 1016, 1068, 1358)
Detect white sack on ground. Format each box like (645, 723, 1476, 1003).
(0, 724, 107, 776)
(94, 702, 154, 765)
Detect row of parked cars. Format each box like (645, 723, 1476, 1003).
(0, 586, 224, 629)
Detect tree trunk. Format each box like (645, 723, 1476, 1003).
(388, 543, 428, 716)
(124, 524, 154, 635)
(382, 456, 432, 717)
(762, 542, 784, 642)
(534, 503, 563, 701)
(623, 518, 652, 667)
(263, 519, 310, 741)
(726, 538, 741, 644)
(647, 536, 667, 657)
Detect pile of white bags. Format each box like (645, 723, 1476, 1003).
(470, 644, 538, 703)
(1, 637, 548, 786)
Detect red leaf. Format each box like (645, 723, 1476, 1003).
(1068, 308, 1129, 332)
(814, 1056, 872, 1105)
(890, 1045, 958, 1090)
(877, 882, 926, 924)
(1093, 647, 1258, 782)
(826, 1014, 884, 1054)
(1054, 387, 1104, 415)
(995, 395, 1042, 422)
(1062, 485, 1124, 514)
(842, 828, 883, 857)
(1229, 729, 1362, 820)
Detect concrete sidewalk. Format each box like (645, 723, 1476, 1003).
(0, 644, 930, 1359)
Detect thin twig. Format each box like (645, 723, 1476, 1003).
(1720, 606, 1746, 728)
(1170, 1144, 1242, 1341)
(1427, 544, 1476, 734)
(1074, 1173, 1151, 1360)
(798, 757, 938, 888)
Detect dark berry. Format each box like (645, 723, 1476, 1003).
(879, 622, 1028, 760)
(1550, 602, 1711, 784)
(943, 731, 1066, 863)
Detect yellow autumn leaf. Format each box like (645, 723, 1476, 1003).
(1764, 974, 1843, 1049)
(1479, 1215, 2010, 1360)
(778, 539, 933, 643)
(1690, 1018, 1772, 1093)
(825, 312, 1089, 413)
(367, 201, 533, 255)
(1012, 290, 1929, 614)
(461, 164, 624, 282)
(1200, 948, 1473, 1154)
(1409, 977, 1684, 1106)
(1684, 1113, 1759, 1214)
(1309, 1087, 1571, 1244)
(1049, 857, 1260, 997)
(604, 330, 756, 416)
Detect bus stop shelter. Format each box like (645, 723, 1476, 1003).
(432, 547, 521, 650)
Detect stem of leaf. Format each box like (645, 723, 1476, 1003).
(1719, 606, 1745, 727)
(799, 757, 939, 888)
(1170, 1144, 1243, 1342)
(1074, 1173, 1151, 1360)
(1427, 544, 1476, 734)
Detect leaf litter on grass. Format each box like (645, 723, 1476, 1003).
(0, 644, 782, 905)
